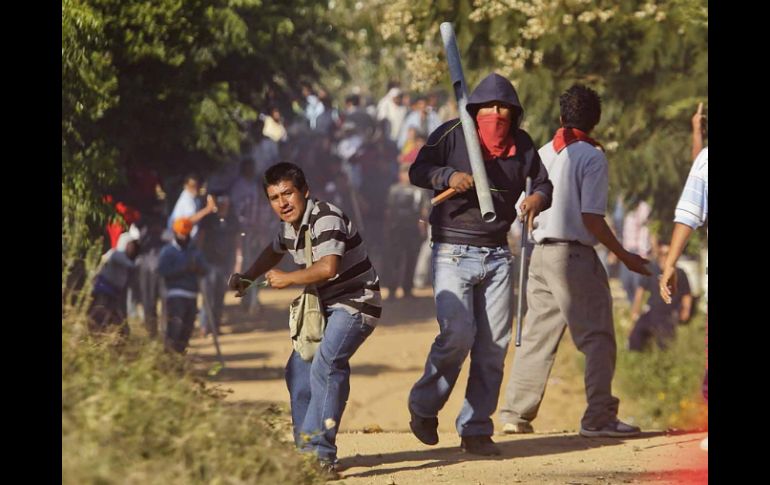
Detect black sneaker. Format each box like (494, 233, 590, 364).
(460, 435, 501, 456)
(579, 419, 641, 438)
(409, 407, 439, 445)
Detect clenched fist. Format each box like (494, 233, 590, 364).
(449, 171, 475, 193)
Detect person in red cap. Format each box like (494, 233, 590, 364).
(158, 217, 209, 352)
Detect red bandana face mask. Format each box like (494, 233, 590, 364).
(476, 113, 516, 160)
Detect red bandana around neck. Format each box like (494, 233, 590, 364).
(552, 127, 604, 153)
(476, 113, 516, 161)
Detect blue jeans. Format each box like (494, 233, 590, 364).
(409, 242, 513, 437)
(284, 307, 374, 462)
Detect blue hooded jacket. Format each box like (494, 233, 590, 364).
(157, 239, 209, 294)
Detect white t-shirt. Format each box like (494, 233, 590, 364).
(168, 190, 200, 238)
(532, 140, 609, 246)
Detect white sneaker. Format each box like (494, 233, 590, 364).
(579, 419, 641, 438)
(502, 422, 534, 434)
(700, 436, 708, 451)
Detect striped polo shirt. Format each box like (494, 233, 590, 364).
(674, 148, 708, 230)
(674, 147, 708, 299)
(272, 198, 382, 326)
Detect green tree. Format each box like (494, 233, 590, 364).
(62, 0, 343, 236)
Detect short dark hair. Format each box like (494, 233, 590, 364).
(345, 94, 360, 106)
(559, 84, 601, 132)
(262, 162, 308, 196)
(184, 173, 200, 185)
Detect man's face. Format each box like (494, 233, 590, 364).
(126, 241, 140, 260)
(185, 179, 199, 195)
(477, 101, 514, 121)
(266, 180, 309, 226)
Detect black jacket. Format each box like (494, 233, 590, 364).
(409, 73, 553, 246)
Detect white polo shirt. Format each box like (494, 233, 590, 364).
(531, 140, 608, 246)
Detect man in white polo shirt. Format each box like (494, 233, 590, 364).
(499, 85, 651, 437)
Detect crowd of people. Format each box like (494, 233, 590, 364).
(88, 81, 459, 345)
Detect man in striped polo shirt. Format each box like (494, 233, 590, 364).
(228, 162, 380, 475)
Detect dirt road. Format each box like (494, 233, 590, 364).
(189, 287, 707, 484)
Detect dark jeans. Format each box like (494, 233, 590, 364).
(385, 229, 421, 295)
(138, 260, 164, 337)
(165, 297, 197, 353)
(628, 312, 677, 351)
(88, 292, 129, 336)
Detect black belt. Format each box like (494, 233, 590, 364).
(539, 239, 586, 246)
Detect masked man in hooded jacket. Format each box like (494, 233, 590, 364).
(407, 72, 553, 455)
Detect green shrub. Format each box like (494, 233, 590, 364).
(613, 306, 708, 431)
(62, 189, 324, 485)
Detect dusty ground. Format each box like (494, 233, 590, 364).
(189, 285, 708, 484)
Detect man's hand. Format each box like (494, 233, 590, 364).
(621, 251, 651, 276)
(265, 269, 293, 289)
(519, 192, 546, 233)
(692, 102, 704, 134)
(228, 273, 251, 297)
(206, 194, 218, 214)
(659, 265, 678, 304)
(449, 171, 474, 193)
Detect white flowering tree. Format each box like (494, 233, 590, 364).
(331, 0, 707, 239)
